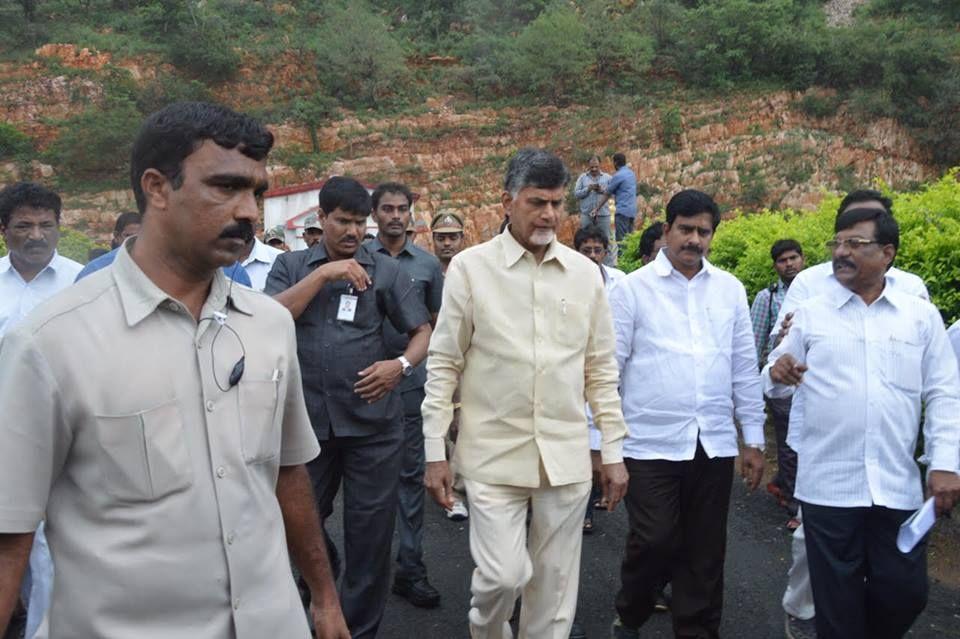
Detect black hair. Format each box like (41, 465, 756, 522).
(838, 189, 893, 216)
(372, 182, 413, 210)
(638, 221, 665, 258)
(113, 211, 142, 235)
(770, 238, 803, 261)
(503, 147, 570, 195)
(835, 207, 899, 252)
(130, 101, 274, 214)
(665, 189, 721, 230)
(612, 153, 626, 169)
(318, 176, 372, 216)
(573, 224, 608, 251)
(0, 181, 62, 227)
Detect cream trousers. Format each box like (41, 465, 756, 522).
(464, 477, 591, 639)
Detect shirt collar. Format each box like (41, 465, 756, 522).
(831, 275, 900, 309)
(0, 250, 62, 279)
(367, 235, 414, 258)
(306, 241, 374, 267)
(652, 247, 714, 279)
(500, 226, 568, 270)
(112, 240, 250, 327)
(242, 238, 277, 266)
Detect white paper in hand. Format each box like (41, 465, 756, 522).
(897, 497, 936, 554)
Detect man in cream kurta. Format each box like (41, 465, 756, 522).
(422, 148, 628, 639)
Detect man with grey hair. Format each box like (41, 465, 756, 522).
(423, 147, 629, 638)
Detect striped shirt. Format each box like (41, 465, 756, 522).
(749, 279, 789, 367)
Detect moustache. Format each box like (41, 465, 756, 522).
(24, 240, 48, 251)
(681, 245, 703, 254)
(833, 258, 856, 270)
(219, 220, 255, 242)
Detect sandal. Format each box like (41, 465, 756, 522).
(583, 518, 594, 534)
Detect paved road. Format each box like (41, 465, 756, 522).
(327, 478, 960, 639)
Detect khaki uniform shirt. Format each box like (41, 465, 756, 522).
(422, 230, 626, 488)
(0, 244, 320, 639)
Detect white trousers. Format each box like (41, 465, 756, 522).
(782, 508, 815, 620)
(464, 478, 591, 639)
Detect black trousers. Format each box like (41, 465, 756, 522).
(802, 502, 928, 639)
(304, 426, 404, 639)
(615, 443, 734, 639)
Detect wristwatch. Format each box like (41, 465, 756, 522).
(397, 356, 414, 377)
(745, 443, 766, 453)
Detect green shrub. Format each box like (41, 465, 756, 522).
(0, 122, 33, 160)
(660, 107, 683, 150)
(618, 171, 960, 323)
(794, 93, 841, 119)
(168, 22, 241, 82)
(44, 97, 142, 180)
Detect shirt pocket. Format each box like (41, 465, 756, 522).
(885, 335, 924, 393)
(706, 306, 736, 348)
(95, 400, 193, 502)
(238, 378, 283, 464)
(554, 298, 590, 349)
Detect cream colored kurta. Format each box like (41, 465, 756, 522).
(0, 244, 320, 639)
(422, 230, 626, 487)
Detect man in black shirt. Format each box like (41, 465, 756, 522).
(266, 177, 432, 639)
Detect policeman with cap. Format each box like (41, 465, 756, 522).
(430, 210, 465, 274)
(264, 224, 289, 251)
(303, 213, 323, 248)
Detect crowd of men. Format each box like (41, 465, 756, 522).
(0, 100, 958, 639)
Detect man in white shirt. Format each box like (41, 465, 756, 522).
(949, 320, 960, 365)
(0, 182, 82, 340)
(0, 181, 82, 639)
(771, 190, 930, 639)
(608, 189, 766, 639)
(764, 206, 960, 639)
(239, 232, 283, 291)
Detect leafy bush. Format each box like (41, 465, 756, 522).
(168, 23, 241, 82)
(620, 170, 960, 323)
(135, 73, 212, 115)
(0, 122, 33, 160)
(44, 97, 142, 180)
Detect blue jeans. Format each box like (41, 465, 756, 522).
(615, 214, 636, 242)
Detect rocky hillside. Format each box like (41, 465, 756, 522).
(0, 44, 940, 249)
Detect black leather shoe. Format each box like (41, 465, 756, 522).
(392, 577, 441, 608)
(569, 620, 587, 639)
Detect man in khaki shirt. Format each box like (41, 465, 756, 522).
(0, 102, 348, 639)
(423, 148, 629, 639)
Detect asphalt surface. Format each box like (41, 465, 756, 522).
(326, 478, 960, 639)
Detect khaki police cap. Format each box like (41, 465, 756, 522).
(264, 225, 285, 243)
(431, 211, 464, 233)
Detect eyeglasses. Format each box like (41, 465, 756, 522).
(825, 237, 880, 250)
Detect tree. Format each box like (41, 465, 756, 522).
(311, 3, 410, 108)
(290, 93, 338, 153)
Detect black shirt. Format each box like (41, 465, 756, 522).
(265, 242, 430, 439)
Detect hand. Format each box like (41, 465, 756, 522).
(740, 446, 765, 492)
(769, 353, 807, 386)
(318, 259, 372, 292)
(928, 470, 960, 517)
(775, 311, 794, 345)
(424, 460, 455, 510)
(354, 359, 403, 403)
(310, 600, 350, 639)
(600, 461, 629, 512)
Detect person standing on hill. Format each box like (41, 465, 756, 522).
(591, 152, 638, 242)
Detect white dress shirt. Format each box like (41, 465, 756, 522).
(772, 261, 929, 339)
(588, 263, 626, 450)
(608, 249, 766, 461)
(241, 238, 283, 291)
(948, 321, 960, 367)
(763, 283, 960, 510)
(0, 251, 82, 339)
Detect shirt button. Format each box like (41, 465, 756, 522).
(206, 400, 215, 412)
(226, 533, 236, 545)
(167, 301, 180, 312)
(216, 466, 226, 478)
(233, 598, 241, 610)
